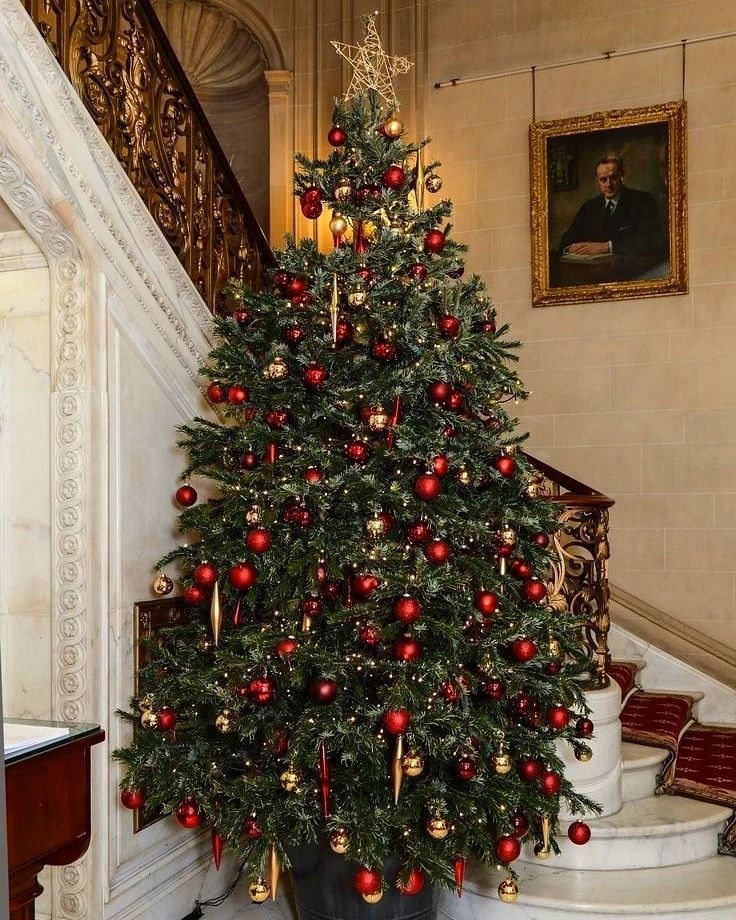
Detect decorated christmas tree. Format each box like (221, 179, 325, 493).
(115, 16, 597, 911)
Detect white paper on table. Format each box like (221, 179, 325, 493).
(3, 722, 70, 756)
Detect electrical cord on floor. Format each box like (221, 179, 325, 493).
(179, 860, 246, 919)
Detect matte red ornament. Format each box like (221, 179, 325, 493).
(511, 637, 538, 662)
(394, 636, 422, 662)
(383, 708, 411, 735)
(393, 595, 422, 624)
(443, 424, 457, 439)
(406, 520, 432, 545)
(240, 451, 258, 471)
(544, 661, 562, 676)
(328, 125, 346, 147)
(480, 319, 497, 334)
(511, 812, 530, 839)
(302, 363, 329, 389)
(540, 769, 562, 796)
(227, 384, 250, 405)
(276, 637, 300, 658)
(437, 315, 461, 339)
(193, 562, 218, 588)
(211, 829, 224, 870)
(484, 415, 502, 431)
(407, 262, 428, 282)
(568, 820, 592, 845)
(427, 380, 451, 404)
(246, 527, 272, 554)
(264, 441, 279, 464)
(156, 706, 177, 731)
(354, 867, 382, 896)
(249, 676, 276, 705)
(300, 596, 323, 618)
(284, 324, 307, 346)
(229, 562, 258, 591)
(265, 408, 290, 429)
(453, 856, 465, 897)
(120, 787, 145, 810)
(493, 455, 517, 477)
(175, 484, 197, 507)
(397, 868, 425, 896)
(495, 835, 521, 863)
(482, 677, 505, 700)
(424, 229, 446, 254)
(455, 756, 477, 780)
(243, 817, 263, 839)
(310, 677, 338, 704)
(414, 472, 442, 501)
(547, 704, 570, 730)
(425, 538, 451, 565)
(175, 798, 201, 829)
(510, 558, 533, 580)
(345, 440, 370, 463)
(350, 573, 381, 599)
(445, 390, 465, 412)
(576, 717, 595, 737)
(382, 164, 406, 189)
(431, 455, 450, 477)
(322, 580, 341, 601)
(518, 757, 542, 782)
(533, 532, 550, 547)
(183, 585, 206, 605)
(303, 466, 323, 483)
(206, 381, 226, 404)
(372, 340, 397, 361)
(287, 276, 308, 297)
(359, 623, 382, 647)
(523, 578, 548, 604)
(474, 590, 499, 616)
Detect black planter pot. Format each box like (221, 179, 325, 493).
(287, 842, 438, 920)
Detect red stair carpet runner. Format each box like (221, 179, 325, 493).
(608, 660, 639, 703)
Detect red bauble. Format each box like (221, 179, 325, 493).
(495, 835, 521, 863)
(345, 440, 370, 463)
(407, 262, 428, 282)
(510, 558, 533, 580)
(431, 455, 450, 477)
(175, 798, 201, 829)
(120, 787, 145, 810)
(540, 769, 562, 796)
(175, 484, 197, 507)
(291, 292, 313, 307)
(356, 266, 374, 284)
(425, 538, 451, 565)
(240, 451, 259, 471)
(394, 636, 422, 662)
(287, 276, 308, 297)
(482, 677, 505, 700)
(183, 585, 206, 605)
(276, 638, 300, 658)
(493, 455, 517, 477)
(424, 229, 446, 254)
(309, 676, 339, 704)
(301, 186, 322, 204)
(414, 472, 442, 501)
(322, 580, 341, 601)
(441, 676, 469, 703)
(545, 661, 562, 676)
(246, 527, 272, 554)
(397, 868, 425, 896)
(523, 578, 548, 604)
(264, 441, 279, 464)
(300, 596, 323, 618)
(455, 756, 477, 780)
(193, 562, 218, 588)
(382, 164, 406, 189)
(227, 384, 250, 405)
(480, 319, 497, 334)
(206, 381, 226, 404)
(406, 520, 432, 545)
(533, 532, 550, 547)
(303, 466, 323, 484)
(351, 573, 381, 599)
(156, 706, 177, 731)
(517, 757, 542, 782)
(302, 363, 329, 389)
(372, 340, 397, 362)
(437, 315, 461, 339)
(512, 693, 533, 715)
(328, 125, 346, 147)
(354, 867, 382, 896)
(511, 812, 530, 839)
(356, 184, 382, 203)
(383, 708, 411, 735)
(547, 704, 570, 730)
(568, 820, 592, 845)
(474, 590, 499, 616)
(445, 390, 465, 412)
(393, 595, 422, 624)
(442, 424, 457, 439)
(243, 817, 263, 839)
(484, 415, 502, 431)
(265, 408, 291, 429)
(511, 637, 538, 662)
(576, 717, 595, 737)
(301, 200, 322, 219)
(273, 270, 291, 291)
(229, 562, 258, 591)
(359, 623, 382, 647)
(284, 324, 307, 346)
(335, 319, 353, 344)
(427, 380, 451, 404)
(249, 676, 276, 705)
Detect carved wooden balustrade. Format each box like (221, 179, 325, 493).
(21, 0, 273, 309)
(524, 453, 615, 688)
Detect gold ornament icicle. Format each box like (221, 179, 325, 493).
(269, 843, 281, 901)
(210, 580, 223, 646)
(331, 272, 339, 345)
(413, 148, 426, 212)
(392, 732, 404, 804)
(535, 814, 552, 859)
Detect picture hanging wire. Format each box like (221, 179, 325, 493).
(681, 38, 687, 100)
(531, 65, 536, 124)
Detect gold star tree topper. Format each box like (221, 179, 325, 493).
(332, 14, 413, 108)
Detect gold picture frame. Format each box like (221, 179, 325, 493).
(530, 100, 687, 307)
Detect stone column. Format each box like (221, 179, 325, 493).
(265, 69, 294, 250)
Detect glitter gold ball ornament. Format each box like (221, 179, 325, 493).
(362, 892, 383, 904)
(140, 709, 159, 729)
(383, 115, 404, 138)
(266, 356, 289, 380)
(333, 179, 353, 202)
(493, 752, 512, 775)
(215, 710, 236, 733)
(365, 515, 385, 538)
(498, 877, 519, 902)
(329, 213, 349, 236)
(329, 828, 350, 854)
(401, 750, 425, 777)
(138, 694, 154, 712)
(248, 879, 271, 903)
(425, 173, 442, 193)
(576, 745, 593, 762)
(368, 407, 389, 431)
(549, 637, 563, 660)
(152, 573, 174, 596)
(245, 505, 262, 525)
(280, 766, 302, 792)
(348, 289, 368, 307)
(426, 816, 450, 839)
(534, 842, 552, 860)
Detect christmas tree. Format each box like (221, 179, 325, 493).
(115, 16, 597, 909)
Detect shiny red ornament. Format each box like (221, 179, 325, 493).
(156, 706, 177, 731)
(425, 538, 451, 565)
(414, 472, 442, 501)
(328, 125, 346, 147)
(183, 585, 206, 605)
(480, 319, 496, 334)
(291, 291, 313, 307)
(495, 835, 521, 863)
(544, 661, 562, 676)
(229, 562, 258, 591)
(437, 315, 461, 339)
(175, 484, 197, 507)
(372, 340, 397, 362)
(264, 441, 279, 464)
(175, 798, 201, 829)
(455, 756, 477, 780)
(510, 558, 533, 580)
(284, 324, 307, 346)
(448, 264, 465, 278)
(394, 636, 422, 662)
(540, 769, 562, 796)
(246, 527, 272, 554)
(356, 266, 374, 284)
(533, 532, 550, 547)
(276, 637, 299, 658)
(493, 455, 517, 477)
(431, 455, 450, 477)
(120, 787, 145, 810)
(427, 380, 451, 404)
(345, 440, 370, 463)
(249, 676, 276, 705)
(397, 867, 425, 896)
(511, 812, 530, 839)
(351, 573, 381, 599)
(383, 707, 411, 735)
(359, 623, 382, 647)
(240, 451, 258, 471)
(309, 676, 339, 704)
(442, 424, 457, 439)
(335, 319, 353, 344)
(482, 677, 505, 700)
(568, 820, 592, 845)
(474, 590, 499, 616)
(407, 262, 428, 281)
(382, 164, 406, 189)
(518, 757, 542, 782)
(322, 579, 341, 601)
(453, 856, 465, 896)
(406, 520, 432, 545)
(301, 186, 322, 204)
(211, 829, 224, 870)
(227, 384, 250, 405)
(354, 867, 382, 896)
(576, 717, 594, 737)
(445, 390, 465, 412)
(301, 200, 322, 219)
(441, 679, 462, 703)
(273, 270, 291, 290)
(243, 817, 263, 839)
(355, 184, 382, 203)
(393, 595, 422, 624)
(424, 229, 446, 254)
(302, 363, 329, 389)
(484, 415, 502, 431)
(523, 578, 548, 604)
(300, 596, 323, 618)
(512, 692, 533, 714)
(206, 381, 226, 404)
(287, 276, 308, 297)
(547, 704, 570, 730)
(303, 466, 323, 483)
(193, 562, 218, 588)
(511, 637, 538, 662)
(265, 408, 290, 429)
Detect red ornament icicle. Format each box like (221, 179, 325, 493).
(319, 741, 331, 817)
(231, 598, 243, 626)
(211, 829, 224, 870)
(453, 855, 465, 897)
(354, 219, 367, 255)
(386, 394, 403, 448)
(265, 441, 279, 464)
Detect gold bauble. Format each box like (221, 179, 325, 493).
(348, 289, 368, 307)
(493, 753, 512, 775)
(576, 745, 593, 763)
(401, 751, 425, 777)
(549, 638, 563, 660)
(534, 842, 552, 860)
(353, 320, 370, 345)
(362, 891, 383, 904)
(245, 505, 262, 525)
(329, 213, 349, 236)
(425, 173, 442, 193)
(333, 179, 353, 202)
(329, 828, 350, 854)
(140, 709, 159, 729)
(363, 220, 379, 242)
(152, 573, 174, 596)
(368, 408, 389, 431)
(248, 879, 271, 903)
(426, 816, 450, 839)
(500, 523, 517, 546)
(498, 877, 518, 902)
(215, 710, 236, 733)
(389, 217, 406, 233)
(383, 116, 404, 138)
(266, 357, 289, 380)
(138, 694, 155, 712)
(280, 766, 302, 792)
(457, 467, 471, 486)
(365, 516, 384, 538)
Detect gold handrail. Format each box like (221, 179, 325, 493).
(524, 452, 615, 688)
(22, 0, 274, 310)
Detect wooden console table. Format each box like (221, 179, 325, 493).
(5, 720, 104, 919)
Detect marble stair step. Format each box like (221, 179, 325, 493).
(621, 741, 669, 801)
(442, 855, 736, 919)
(519, 794, 732, 870)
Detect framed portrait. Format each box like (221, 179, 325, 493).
(530, 100, 687, 307)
